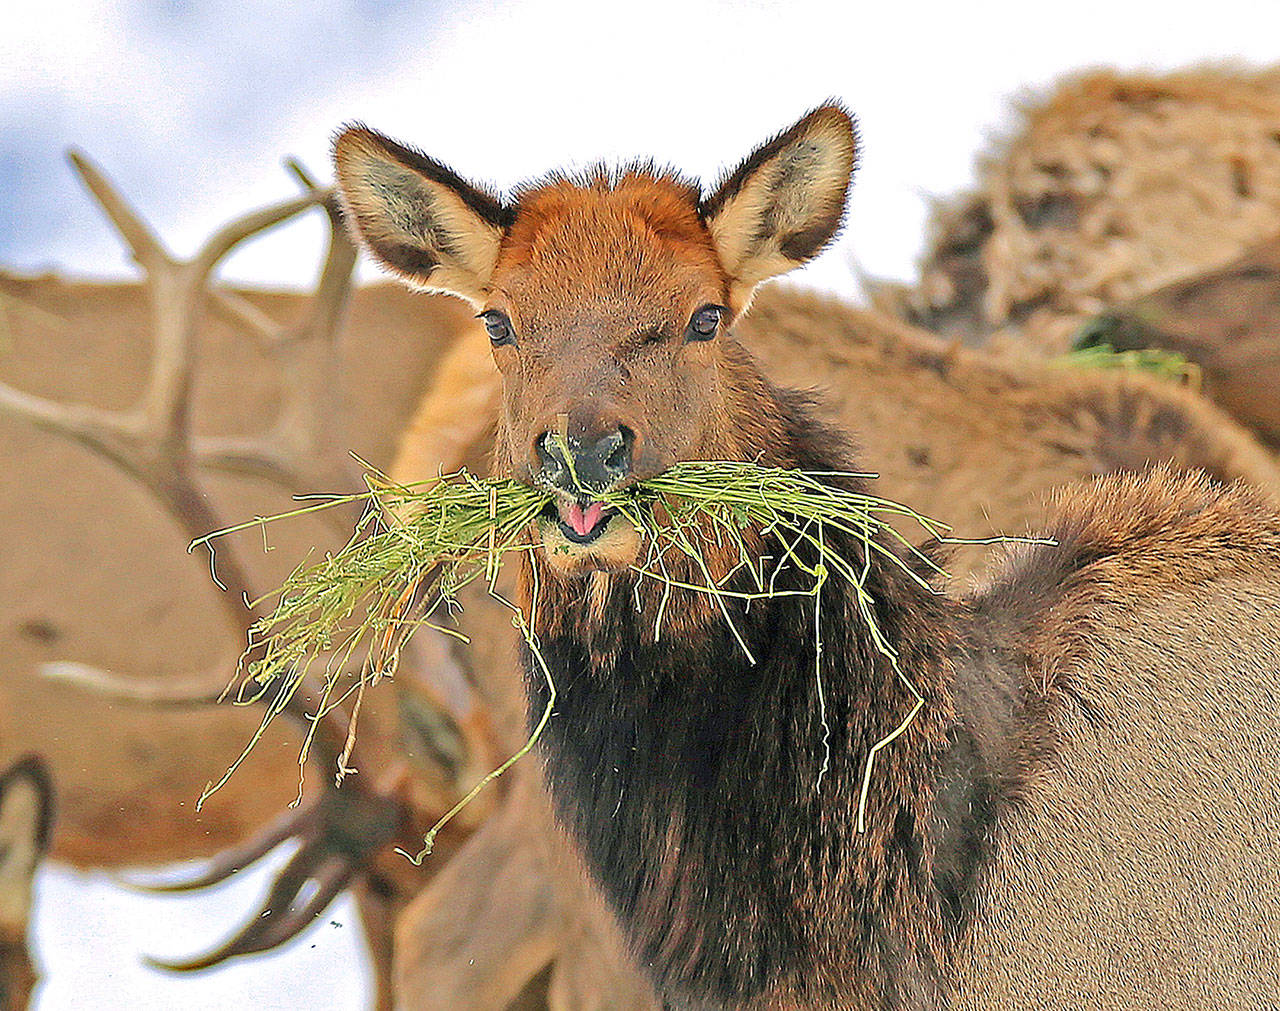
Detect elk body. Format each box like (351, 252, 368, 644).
(893, 66, 1280, 355)
(336, 105, 1280, 1010)
(1078, 235, 1280, 451)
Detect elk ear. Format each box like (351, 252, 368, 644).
(0, 756, 52, 927)
(701, 104, 857, 313)
(333, 126, 512, 306)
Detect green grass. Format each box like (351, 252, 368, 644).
(194, 461, 961, 858)
(1058, 340, 1201, 388)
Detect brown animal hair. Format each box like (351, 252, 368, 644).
(387, 284, 1280, 1008)
(1077, 234, 1280, 450)
(887, 65, 1280, 354)
(337, 108, 1280, 1008)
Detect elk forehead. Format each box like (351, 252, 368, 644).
(490, 172, 728, 334)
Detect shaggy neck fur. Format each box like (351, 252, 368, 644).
(518, 342, 1037, 1010)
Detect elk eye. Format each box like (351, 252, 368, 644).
(685, 304, 724, 342)
(478, 310, 516, 347)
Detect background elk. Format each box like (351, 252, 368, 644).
(1076, 235, 1280, 450)
(0, 162, 491, 1008)
(335, 104, 1280, 1008)
(877, 65, 1280, 449)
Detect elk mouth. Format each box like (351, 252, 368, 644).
(548, 499, 616, 544)
(537, 497, 638, 574)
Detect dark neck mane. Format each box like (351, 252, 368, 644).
(521, 375, 1017, 1009)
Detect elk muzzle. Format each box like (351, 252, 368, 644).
(536, 426, 634, 495)
(533, 424, 642, 574)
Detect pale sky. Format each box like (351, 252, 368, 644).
(6, 1, 1280, 1007)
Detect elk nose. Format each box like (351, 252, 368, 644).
(536, 427, 633, 493)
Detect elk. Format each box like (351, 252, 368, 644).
(390, 282, 1280, 1011)
(335, 105, 1280, 1008)
(6, 107, 1280, 1007)
(887, 65, 1280, 355)
(878, 64, 1280, 457)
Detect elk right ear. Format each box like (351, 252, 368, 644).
(701, 104, 858, 314)
(333, 126, 512, 307)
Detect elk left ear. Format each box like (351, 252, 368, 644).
(333, 125, 512, 307)
(701, 104, 857, 313)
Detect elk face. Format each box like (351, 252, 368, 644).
(335, 106, 856, 573)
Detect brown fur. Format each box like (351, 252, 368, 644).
(7, 73, 1280, 999)
(1079, 234, 1280, 449)
(886, 65, 1280, 356)
(952, 471, 1280, 1006)
(389, 287, 1280, 1009)
(5, 259, 1277, 1006)
(344, 109, 1280, 1008)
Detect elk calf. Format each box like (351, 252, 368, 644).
(336, 107, 1280, 1009)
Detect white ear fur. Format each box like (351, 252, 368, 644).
(334, 127, 510, 307)
(702, 105, 857, 312)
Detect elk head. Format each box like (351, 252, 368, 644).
(335, 106, 856, 574)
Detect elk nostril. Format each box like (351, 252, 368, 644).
(604, 438, 625, 471)
(603, 427, 633, 478)
(536, 432, 567, 481)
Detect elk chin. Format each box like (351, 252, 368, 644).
(538, 512, 641, 576)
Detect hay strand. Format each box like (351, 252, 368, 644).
(195, 461, 961, 851)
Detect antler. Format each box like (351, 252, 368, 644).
(143, 776, 403, 972)
(8, 150, 369, 748)
(194, 158, 365, 500)
(1, 150, 494, 1004)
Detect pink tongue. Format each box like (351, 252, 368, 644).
(565, 501, 605, 536)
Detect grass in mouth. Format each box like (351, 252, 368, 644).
(194, 460, 967, 860)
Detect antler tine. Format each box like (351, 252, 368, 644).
(284, 157, 322, 194)
(66, 149, 172, 273)
(144, 774, 403, 972)
(207, 288, 283, 348)
(188, 435, 313, 489)
(0, 376, 136, 463)
(124, 804, 306, 894)
(39, 660, 232, 708)
(147, 851, 354, 972)
(190, 189, 324, 286)
(279, 157, 353, 349)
